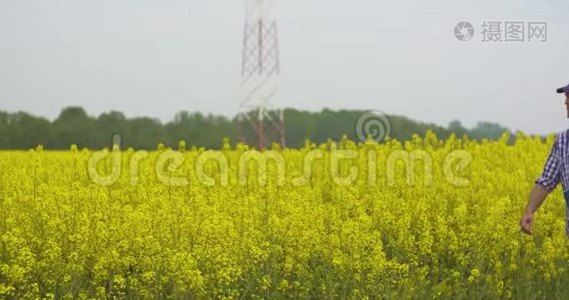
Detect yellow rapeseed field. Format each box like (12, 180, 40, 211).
(0, 132, 568, 299)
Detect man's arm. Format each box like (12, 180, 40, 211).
(520, 184, 550, 234)
(520, 134, 562, 235)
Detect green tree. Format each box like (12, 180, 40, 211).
(52, 107, 98, 148)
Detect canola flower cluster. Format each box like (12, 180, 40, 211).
(0, 132, 568, 299)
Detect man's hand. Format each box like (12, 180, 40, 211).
(520, 184, 550, 235)
(520, 212, 534, 235)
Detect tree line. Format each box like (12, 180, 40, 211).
(0, 107, 512, 149)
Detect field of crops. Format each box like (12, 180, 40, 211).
(0, 132, 568, 299)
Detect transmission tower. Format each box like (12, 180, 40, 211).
(238, 0, 285, 149)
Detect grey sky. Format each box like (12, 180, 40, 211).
(0, 0, 568, 134)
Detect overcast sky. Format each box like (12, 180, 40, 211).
(0, 0, 568, 134)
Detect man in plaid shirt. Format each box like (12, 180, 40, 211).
(520, 84, 569, 235)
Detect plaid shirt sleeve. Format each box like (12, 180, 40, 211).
(535, 134, 562, 192)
